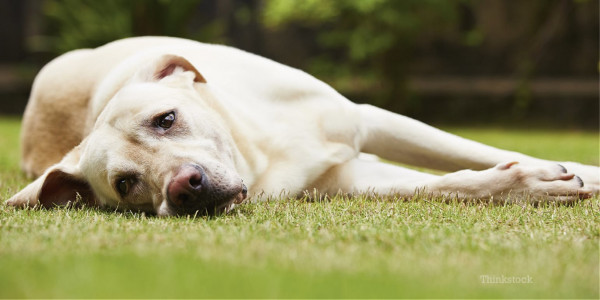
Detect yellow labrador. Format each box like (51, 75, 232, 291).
(6, 37, 598, 216)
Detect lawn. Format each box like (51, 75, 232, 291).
(0, 117, 598, 298)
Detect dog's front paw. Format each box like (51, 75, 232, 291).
(559, 162, 599, 195)
(493, 162, 592, 202)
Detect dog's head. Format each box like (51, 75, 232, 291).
(7, 54, 247, 216)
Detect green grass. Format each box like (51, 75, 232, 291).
(0, 118, 598, 298)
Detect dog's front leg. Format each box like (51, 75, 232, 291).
(424, 161, 593, 202)
(319, 159, 592, 202)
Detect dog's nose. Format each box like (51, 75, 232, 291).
(167, 165, 207, 207)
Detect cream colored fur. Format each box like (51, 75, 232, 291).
(6, 37, 598, 216)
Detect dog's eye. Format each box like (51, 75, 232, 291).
(156, 111, 176, 129)
(116, 177, 134, 196)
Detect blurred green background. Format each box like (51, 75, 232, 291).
(0, 0, 598, 128)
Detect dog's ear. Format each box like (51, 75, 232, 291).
(138, 54, 206, 84)
(6, 145, 96, 209)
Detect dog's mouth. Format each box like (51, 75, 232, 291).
(161, 164, 247, 216)
(211, 183, 248, 213)
(158, 184, 247, 217)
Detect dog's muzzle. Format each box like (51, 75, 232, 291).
(166, 164, 247, 215)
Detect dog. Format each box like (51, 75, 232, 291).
(5, 36, 599, 216)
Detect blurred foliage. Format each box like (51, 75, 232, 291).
(43, 0, 219, 53)
(262, 0, 466, 107)
(260, 0, 598, 116)
(44, 0, 132, 53)
(32, 0, 597, 124)
(263, 0, 462, 61)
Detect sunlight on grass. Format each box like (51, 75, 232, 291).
(0, 117, 21, 171)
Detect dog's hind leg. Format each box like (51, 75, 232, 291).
(357, 104, 540, 171)
(355, 104, 599, 192)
